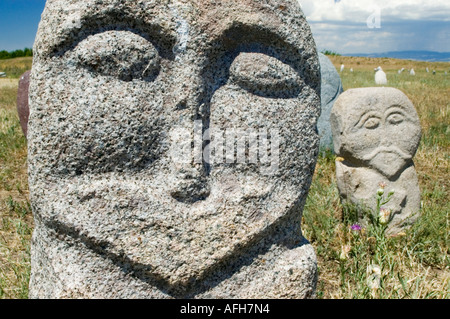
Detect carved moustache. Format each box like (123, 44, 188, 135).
(362, 146, 412, 162)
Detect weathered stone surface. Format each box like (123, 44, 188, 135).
(317, 53, 343, 152)
(28, 0, 321, 298)
(331, 87, 422, 234)
(17, 70, 31, 137)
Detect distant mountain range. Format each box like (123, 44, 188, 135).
(344, 51, 450, 62)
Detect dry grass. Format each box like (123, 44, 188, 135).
(0, 57, 33, 79)
(0, 74, 32, 298)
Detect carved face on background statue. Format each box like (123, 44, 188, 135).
(331, 87, 422, 179)
(28, 0, 320, 294)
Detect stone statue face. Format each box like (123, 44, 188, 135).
(331, 88, 421, 178)
(29, 0, 320, 291)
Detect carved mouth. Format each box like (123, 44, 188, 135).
(362, 146, 411, 163)
(366, 150, 411, 179)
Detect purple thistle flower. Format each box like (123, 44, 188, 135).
(351, 224, 362, 232)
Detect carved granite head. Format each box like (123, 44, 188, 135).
(28, 0, 321, 296)
(331, 87, 422, 179)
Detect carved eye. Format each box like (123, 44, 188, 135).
(363, 116, 381, 129)
(386, 112, 405, 125)
(71, 30, 160, 82)
(229, 52, 303, 98)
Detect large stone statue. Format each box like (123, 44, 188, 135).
(28, 0, 321, 298)
(331, 87, 422, 235)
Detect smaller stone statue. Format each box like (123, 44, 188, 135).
(17, 70, 31, 137)
(331, 87, 422, 234)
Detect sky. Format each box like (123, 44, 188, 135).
(0, 0, 46, 51)
(299, 0, 450, 54)
(0, 0, 449, 54)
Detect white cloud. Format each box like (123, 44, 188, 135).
(298, 0, 450, 54)
(299, 0, 450, 23)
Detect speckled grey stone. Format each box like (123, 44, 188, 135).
(331, 87, 422, 235)
(28, 0, 321, 298)
(317, 53, 343, 152)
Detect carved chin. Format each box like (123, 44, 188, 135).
(368, 152, 410, 179)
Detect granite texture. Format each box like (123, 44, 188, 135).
(331, 87, 422, 234)
(28, 0, 321, 298)
(317, 53, 343, 152)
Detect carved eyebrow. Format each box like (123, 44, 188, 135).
(225, 24, 309, 62)
(384, 105, 412, 120)
(355, 110, 382, 128)
(204, 22, 319, 91)
(48, 10, 177, 60)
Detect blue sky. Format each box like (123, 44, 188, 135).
(0, 0, 46, 51)
(0, 0, 449, 54)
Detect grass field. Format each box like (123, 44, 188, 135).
(0, 56, 448, 299)
(0, 57, 32, 298)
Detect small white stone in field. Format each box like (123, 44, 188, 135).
(374, 66, 387, 85)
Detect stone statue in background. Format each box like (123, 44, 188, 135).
(331, 87, 422, 235)
(17, 70, 31, 137)
(28, 0, 321, 298)
(317, 53, 344, 152)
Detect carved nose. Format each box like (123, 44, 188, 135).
(168, 126, 210, 203)
(379, 131, 394, 147)
(169, 164, 210, 203)
(168, 70, 210, 203)
(172, 66, 205, 111)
